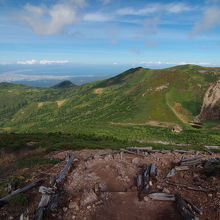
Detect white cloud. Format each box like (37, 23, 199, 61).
(17, 60, 70, 65)
(83, 13, 113, 22)
(139, 61, 211, 66)
(116, 3, 192, 16)
(20, 1, 85, 35)
(192, 6, 220, 34)
(98, 0, 112, 5)
(64, 0, 87, 8)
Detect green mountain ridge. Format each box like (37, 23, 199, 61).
(52, 80, 77, 89)
(0, 65, 220, 134)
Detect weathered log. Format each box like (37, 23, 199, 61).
(136, 174, 143, 191)
(175, 194, 199, 220)
(127, 147, 153, 151)
(166, 168, 176, 178)
(48, 191, 63, 211)
(56, 154, 75, 184)
(203, 157, 220, 167)
(160, 150, 172, 153)
(122, 149, 146, 157)
(180, 157, 202, 166)
(35, 154, 75, 220)
(20, 209, 29, 220)
(120, 151, 124, 160)
(205, 145, 220, 150)
(175, 166, 190, 171)
(184, 199, 203, 215)
(181, 157, 201, 163)
(157, 177, 214, 192)
(148, 193, 175, 201)
(0, 179, 44, 208)
(150, 163, 157, 177)
(173, 150, 190, 154)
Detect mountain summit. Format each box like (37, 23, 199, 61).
(52, 80, 77, 89)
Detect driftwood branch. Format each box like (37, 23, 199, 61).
(0, 179, 44, 208)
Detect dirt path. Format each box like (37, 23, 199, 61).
(1, 149, 219, 220)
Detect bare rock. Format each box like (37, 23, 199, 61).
(143, 196, 150, 202)
(63, 207, 68, 212)
(132, 157, 140, 165)
(104, 155, 113, 161)
(162, 188, 170, 194)
(80, 191, 98, 206)
(69, 201, 79, 210)
(196, 80, 220, 121)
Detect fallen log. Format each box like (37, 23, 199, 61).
(136, 174, 143, 191)
(20, 209, 29, 220)
(35, 154, 75, 220)
(175, 166, 190, 171)
(122, 149, 146, 157)
(148, 193, 175, 201)
(181, 157, 201, 163)
(166, 168, 176, 178)
(156, 177, 214, 192)
(56, 154, 75, 184)
(0, 179, 44, 208)
(175, 194, 199, 220)
(150, 163, 157, 177)
(180, 157, 202, 166)
(184, 199, 203, 215)
(127, 147, 153, 151)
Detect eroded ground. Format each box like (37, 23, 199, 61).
(1, 149, 220, 220)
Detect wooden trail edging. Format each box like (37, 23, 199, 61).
(0, 179, 44, 208)
(35, 154, 75, 220)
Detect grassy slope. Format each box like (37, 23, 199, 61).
(0, 65, 219, 145)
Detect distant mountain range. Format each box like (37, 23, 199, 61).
(0, 65, 219, 133)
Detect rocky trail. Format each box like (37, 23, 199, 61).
(0, 149, 220, 220)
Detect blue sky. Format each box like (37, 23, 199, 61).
(0, 0, 220, 79)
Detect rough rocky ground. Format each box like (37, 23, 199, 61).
(1, 149, 220, 220)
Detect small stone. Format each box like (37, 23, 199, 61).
(143, 196, 150, 202)
(69, 201, 79, 210)
(9, 217, 13, 220)
(208, 194, 213, 198)
(87, 205, 91, 209)
(132, 157, 140, 165)
(193, 173, 199, 178)
(104, 155, 113, 161)
(72, 216, 76, 219)
(163, 188, 170, 193)
(80, 191, 98, 206)
(63, 207, 68, 212)
(157, 185, 163, 190)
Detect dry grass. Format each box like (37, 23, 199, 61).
(93, 88, 104, 94)
(56, 99, 66, 107)
(37, 102, 45, 108)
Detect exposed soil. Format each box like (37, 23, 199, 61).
(1, 149, 220, 220)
